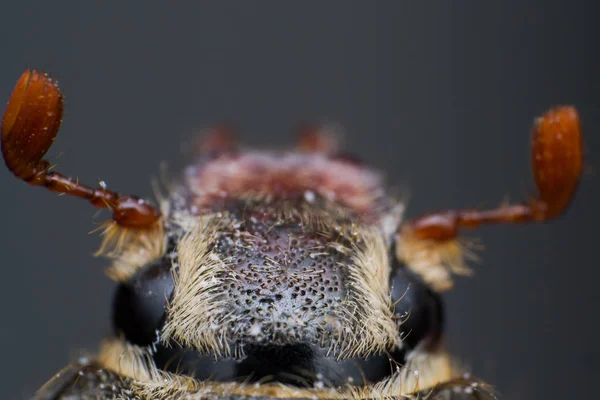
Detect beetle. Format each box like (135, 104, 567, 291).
(2, 70, 582, 399)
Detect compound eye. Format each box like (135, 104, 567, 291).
(391, 265, 444, 350)
(112, 258, 175, 346)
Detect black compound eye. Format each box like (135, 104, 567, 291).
(112, 258, 175, 346)
(391, 264, 444, 350)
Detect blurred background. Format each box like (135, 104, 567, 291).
(0, 2, 598, 399)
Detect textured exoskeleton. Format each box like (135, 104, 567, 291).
(2, 70, 582, 400)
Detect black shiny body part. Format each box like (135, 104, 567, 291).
(33, 361, 495, 400)
(152, 341, 399, 387)
(391, 262, 445, 350)
(113, 259, 175, 346)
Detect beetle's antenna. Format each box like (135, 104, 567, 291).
(404, 106, 583, 242)
(1, 70, 161, 229)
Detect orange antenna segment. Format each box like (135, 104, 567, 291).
(408, 106, 583, 242)
(1, 70, 161, 229)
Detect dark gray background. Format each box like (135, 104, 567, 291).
(0, 2, 598, 399)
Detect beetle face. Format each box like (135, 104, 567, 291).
(109, 152, 448, 394)
(3, 71, 579, 399)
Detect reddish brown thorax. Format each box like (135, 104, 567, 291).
(182, 151, 387, 220)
